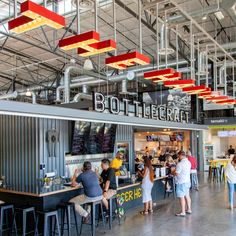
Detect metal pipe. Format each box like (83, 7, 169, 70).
(76, 0, 80, 34)
(0, 91, 18, 100)
(82, 84, 90, 94)
(73, 93, 92, 102)
(94, 0, 98, 31)
(176, 25, 179, 71)
(19, 91, 37, 104)
(43, 0, 47, 7)
(113, 0, 117, 55)
(138, 0, 142, 53)
(63, 66, 108, 103)
(14, 0, 17, 18)
(156, 3, 159, 68)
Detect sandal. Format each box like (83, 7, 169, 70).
(175, 212, 186, 217)
(186, 210, 192, 214)
(149, 209, 154, 213)
(140, 211, 149, 215)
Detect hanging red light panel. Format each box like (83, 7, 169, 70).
(77, 40, 116, 57)
(206, 95, 229, 102)
(198, 91, 213, 99)
(182, 85, 209, 94)
(59, 31, 100, 51)
(144, 68, 175, 81)
(215, 99, 236, 105)
(163, 79, 195, 89)
(8, 0, 65, 33)
(152, 72, 182, 82)
(105, 52, 150, 70)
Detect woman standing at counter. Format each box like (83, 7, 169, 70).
(138, 156, 154, 215)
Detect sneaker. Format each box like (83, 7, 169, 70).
(83, 213, 91, 224)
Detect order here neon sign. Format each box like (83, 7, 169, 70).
(93, 92, 190, 123)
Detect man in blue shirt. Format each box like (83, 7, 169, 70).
(70, 161, 103, 220)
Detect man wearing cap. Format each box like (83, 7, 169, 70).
(172, 151, 192, 217)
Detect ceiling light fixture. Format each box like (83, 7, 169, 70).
(144, 68, 176, 81)
(8, 0, 65, 33)
(206, 95, 229, 102)
(77, 39, 116, 57)
(59, 31, 100, 51)
(214, 11, 224, 20)
(215, 99, 236, 105)
(182, 85, 209, 94)
(105, 51, 150, 70)
(163, 79, 195, 89)
(202, 15, 207, 20)
(153, 72, 182, 82)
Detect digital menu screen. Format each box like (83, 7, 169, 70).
(88, 123, 105, 154)
(71, 121, 91, 155)
(102, 124, 117, 153)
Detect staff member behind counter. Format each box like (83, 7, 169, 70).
(111, 152, 123, 176)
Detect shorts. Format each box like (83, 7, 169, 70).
(105, 189, 117, 199)
(176, 183, 191, 198)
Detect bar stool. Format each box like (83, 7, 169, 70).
(36, 209, 60, 236)
(57, 202, 79, 236)
(80, 199, 105, 236)
(108, 195, 121, 230)
(0, 203, 18, 236)
(164, 177, 176, 199)
(14, 206, 38, 236)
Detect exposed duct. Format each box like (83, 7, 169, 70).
(0, 91, 37, 104)
(120, 79, 128, 95)
(159, 23, 174, 55)
(73, 93, 92, 102)
(63, 66, 108, 104)
(197, 52, 208, 76)
(218, 63, 236, 95)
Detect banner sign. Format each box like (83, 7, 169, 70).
(93, 92, 190, 123)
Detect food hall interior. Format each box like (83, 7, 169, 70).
(134, 129, 191, 163)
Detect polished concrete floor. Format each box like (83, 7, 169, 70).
(71, 173, 236, 236)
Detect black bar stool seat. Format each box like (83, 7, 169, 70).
(57, 202, 79, 236)
(15, 206, 38, 236)
(0, 203, 17, 236)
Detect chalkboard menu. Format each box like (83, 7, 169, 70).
(102, 124, 117, 153)
(71, 121, 91, 155)
(88, 122, 105, 154)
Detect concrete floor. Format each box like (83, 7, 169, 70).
(76, 173, 236, 236)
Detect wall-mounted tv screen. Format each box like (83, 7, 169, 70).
(102, 124, 117, 153)
(176, 133, 184, 142)
(71, 121, 91, 155)
(71, 122, 117, 155)
(146, 135, 159, 142)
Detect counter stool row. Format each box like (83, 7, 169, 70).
(0, 195, 122, 236)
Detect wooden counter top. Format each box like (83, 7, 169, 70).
(0, 176, 168, 197)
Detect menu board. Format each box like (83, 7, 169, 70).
(102, 124, 117, 153)
(71, 121, 91, 155)
(88, 123, 105, 154)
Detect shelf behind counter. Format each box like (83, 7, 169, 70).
(0, 176, 168, 211)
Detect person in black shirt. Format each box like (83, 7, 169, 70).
(228, 145, 235, 155)
(99, 158, 117, 210)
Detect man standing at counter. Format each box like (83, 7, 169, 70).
(173, 151, 192, 217)
(111, 152, 123, 176)
(70, 161, 103, 221)
(100, 159, 117, 210)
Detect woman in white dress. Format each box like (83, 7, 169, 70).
(225, 155, 236, 210)
(138, 156, 154, 215)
